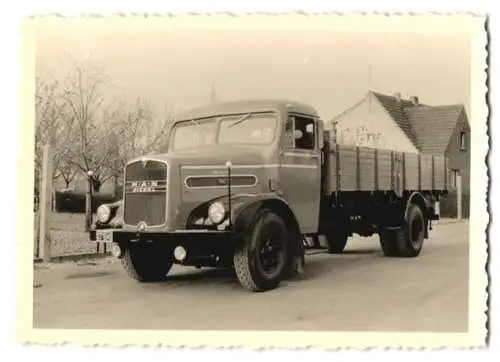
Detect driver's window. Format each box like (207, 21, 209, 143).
(294, 116, 316, 150)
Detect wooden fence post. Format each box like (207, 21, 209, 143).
(38, 145, 53, 263)
(85, 170, 94, 232)
(457, 173, 462, 221)
(34, 175, 41, 258)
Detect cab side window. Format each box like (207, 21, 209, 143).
(294, 116, 315, 151)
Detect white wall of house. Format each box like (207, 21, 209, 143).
(326, 93, 419, 153)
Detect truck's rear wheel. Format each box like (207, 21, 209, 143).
(233, 209, 290, 292)
(122, 247, 173, 282)
(325, 231, 349, 254)
(379, 203, 425, 257)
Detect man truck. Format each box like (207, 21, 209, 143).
(90, 99, 448, 292)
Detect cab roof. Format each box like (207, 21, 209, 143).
(174, 99, 319, 122)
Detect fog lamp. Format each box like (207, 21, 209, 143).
(174, 246, 187, 261)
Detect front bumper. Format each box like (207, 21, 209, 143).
(90, 228, 237, 266)
(89, 228, 235, 244)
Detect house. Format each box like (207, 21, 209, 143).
(326, 90, 471, 217)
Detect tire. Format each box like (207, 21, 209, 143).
(233, 209, 291, 292)
(379, 203, 425, 258)
(379, 228, 403, 257)
(122, 247, 173, 283)
(326, 230, 349, 254)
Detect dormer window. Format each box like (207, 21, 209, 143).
(459, 131, 466, 151)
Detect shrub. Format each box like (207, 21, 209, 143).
(55, 190, 121, 214)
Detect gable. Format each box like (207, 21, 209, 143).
(330, 92, 419, 153)
(372, 92, 419, 147)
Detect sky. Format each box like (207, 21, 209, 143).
(33, 15, 472, 123)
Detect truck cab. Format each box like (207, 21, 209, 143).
(91, 98, 445, 293)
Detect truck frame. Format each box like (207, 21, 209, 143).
(90, 99, 448, 292)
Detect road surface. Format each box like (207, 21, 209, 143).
(33, 221, 469, 332)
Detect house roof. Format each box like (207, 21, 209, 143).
(406, 105, 466, 154)
(368, 91, 467, 155)
(372, 91, 420, 147)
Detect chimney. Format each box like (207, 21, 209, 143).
(393, 92, 402, 103)
(410, 96, 419, 106)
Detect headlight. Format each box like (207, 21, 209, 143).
(208, 202, 226, 224)
(97, 204, 111, 224)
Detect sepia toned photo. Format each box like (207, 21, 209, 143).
(18, 13, 488, 349)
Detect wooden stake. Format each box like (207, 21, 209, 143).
(38, 145, 53, 263)
(85, 171, 94, 232)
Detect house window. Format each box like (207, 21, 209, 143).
(459, 131, 466, 151)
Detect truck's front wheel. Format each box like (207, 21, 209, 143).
(233, 209, 290, 292)
(122, 247, 173, 282)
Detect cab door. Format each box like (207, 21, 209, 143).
(278, 114, 322, 234)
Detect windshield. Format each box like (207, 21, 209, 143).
(170, 118, 217, 151)
(170, 112, 278, 151)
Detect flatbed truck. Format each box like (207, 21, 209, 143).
(90, 99, 448, 292)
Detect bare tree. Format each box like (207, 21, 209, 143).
(37, 56, 173, 196)
(35, 74, 79, 191)
(58, 58, 117, 192)
(108, 98, 173, 182)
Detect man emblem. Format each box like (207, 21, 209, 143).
(137, 221, 147, 231)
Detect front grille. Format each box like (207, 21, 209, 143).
(123, 159, 168, 226)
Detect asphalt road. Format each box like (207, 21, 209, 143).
(33, 221, 469, 332)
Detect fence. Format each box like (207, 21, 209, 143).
(34, 145, 114, 262)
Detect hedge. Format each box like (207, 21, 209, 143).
(54, 190, 121, 214)
(440, 190, 470, 219)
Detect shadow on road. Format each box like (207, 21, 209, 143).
(65, 270, 117, 279)
(341, 248, 381, 255)
(141, 248, 386, 289)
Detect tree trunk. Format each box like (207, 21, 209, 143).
(91, 177, 102, 193)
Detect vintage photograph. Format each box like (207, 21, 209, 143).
(19, 14, 488, 348)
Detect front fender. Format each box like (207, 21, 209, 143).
(213, 193, 300, 233)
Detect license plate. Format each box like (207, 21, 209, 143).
(96, 230, 113, 243)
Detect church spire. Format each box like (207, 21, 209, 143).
(209, 82, 218, 105)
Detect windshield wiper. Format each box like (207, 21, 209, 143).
(227, 113, 252, 129)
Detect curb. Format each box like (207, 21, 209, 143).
(34, 252, 111, 264)
(433, 218, 469, 225)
